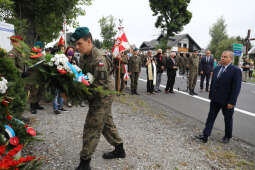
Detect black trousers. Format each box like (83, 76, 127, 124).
(200, 72, 211, 90)
(203, 101, 234, 138)
(165, 71, 176, 92)
(147, 80, 154, 93)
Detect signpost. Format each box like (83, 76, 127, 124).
(233, 43, 243, 66)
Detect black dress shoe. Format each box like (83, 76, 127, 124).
(169, 90, 175, 94)
(30, 103, 37, 114)
(54, 110, 62, 114)
(35, 102, 44, 110)
(193, 90, 198, 95)
(221, 137, 230, 144)
(75, 158, 91, 170)
(103, 143, 126, 159)
(134, 91, 140, 95)
(195, 134, 208, 143)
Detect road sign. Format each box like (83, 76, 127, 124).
(233, 44, 243, 56)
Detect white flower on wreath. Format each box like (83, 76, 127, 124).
(0, 77, 8, 94)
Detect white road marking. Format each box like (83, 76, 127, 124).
(139, 78, 255, 117)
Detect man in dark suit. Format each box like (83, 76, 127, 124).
(200, 50, 214, 92)
(165, 52, 178, 93)
(196, 50, 242, 144)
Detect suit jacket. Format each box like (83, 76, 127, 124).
(154, 53, 165, 73)
(165, 57, 178, 72)
(209, 64, 242, 106)
(200, 56, 214, 73)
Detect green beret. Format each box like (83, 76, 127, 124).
(71, 27, 90, 42)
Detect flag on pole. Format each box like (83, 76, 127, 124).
(112, 27, 130, 58)
(58, 36, 65, 46)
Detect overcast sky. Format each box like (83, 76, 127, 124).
(75, 0, 255, 49)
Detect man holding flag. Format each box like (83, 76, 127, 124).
(112, 26, 130, 93)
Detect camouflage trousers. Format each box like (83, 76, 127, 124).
(26, 85, 42, 103)
(130, 72, 139, 92)
(80, 97, 123, 160)
(189, 68, 198, 90)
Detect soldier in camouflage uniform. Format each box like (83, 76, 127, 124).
(183, 53, 190, 91)
(7, 36, 44, 114)
(113, 51, 128, 92)
(128, 48, 142, 95)
(188, 50, 200, 95)
(71, 27, 125, 170)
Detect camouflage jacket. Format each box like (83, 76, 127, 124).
(79, 47, 114, 100)
(7, 48, 25, 72)
(128, 55, 142, 73)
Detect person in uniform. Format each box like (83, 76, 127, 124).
(113, 51, 128, 92)
(8, 36, 44, 114)
(128, 48, 142, 95)
(183, 52, 190, 91)
(188, 50, 200, 95)
(71, 27, 125, 170)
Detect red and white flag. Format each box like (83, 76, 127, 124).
(112, 27, 130, 58)
(58, 36, 65, 46)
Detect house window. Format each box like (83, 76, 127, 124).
(183, 44, 187, 48)
(178, 43, 182, 48)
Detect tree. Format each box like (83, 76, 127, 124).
(0, 0, 92, 46)
(93, 39, 103, 49)
(149, 0, 192, 37)
(98, 15, 117, 50)
(214, 37, 238, 59)
(208, 17, 228, 56)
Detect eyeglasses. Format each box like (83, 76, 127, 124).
(221, 56, 229, 58)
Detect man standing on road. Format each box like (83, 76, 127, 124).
(196, 51, 242, 144)
(154, 49, 165, 92)
(72, 27, 126, 170)
(128, 48, 142, 95)
(200, 50, 214, 92)
(165, 52, 178, 93)
(145, 50, 157, 94)
(188, 50, 200, 95)
(114, 51, 128, 92)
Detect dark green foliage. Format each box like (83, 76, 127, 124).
(94, 39, 103, 49)
(0, 57, 27, 117)
(0, 0, 92, 46)
(149, 0, 192, 36)
(98, 15, 117, 50)
(208, 17, 244, 61)
(208, 17, 228, 58)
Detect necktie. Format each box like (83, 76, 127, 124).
(217, 66, 225, 78)
(207, 57, 209, 63)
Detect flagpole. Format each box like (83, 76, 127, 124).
(117, 26, 122, 93)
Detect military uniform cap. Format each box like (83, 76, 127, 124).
(71, 27, 90, 42)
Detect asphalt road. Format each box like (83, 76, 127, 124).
(135, 68, 255, 145)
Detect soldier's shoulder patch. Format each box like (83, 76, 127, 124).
(98, 60, 104, 67)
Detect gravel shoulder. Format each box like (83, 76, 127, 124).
(23, 94, 255, 170)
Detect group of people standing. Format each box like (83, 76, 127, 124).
(119, 49, 215, 95)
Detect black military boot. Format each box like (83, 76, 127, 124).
(131, 90, 135, 95)
(193, 89, 198, 95)
(75, 158, 91, 170)
(35, 102, 44, 110)
(189, 89, 194, 95)
(30, 103, 37, 114)
(134, 90, 140, 95)
(102, 143, 126, 159)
